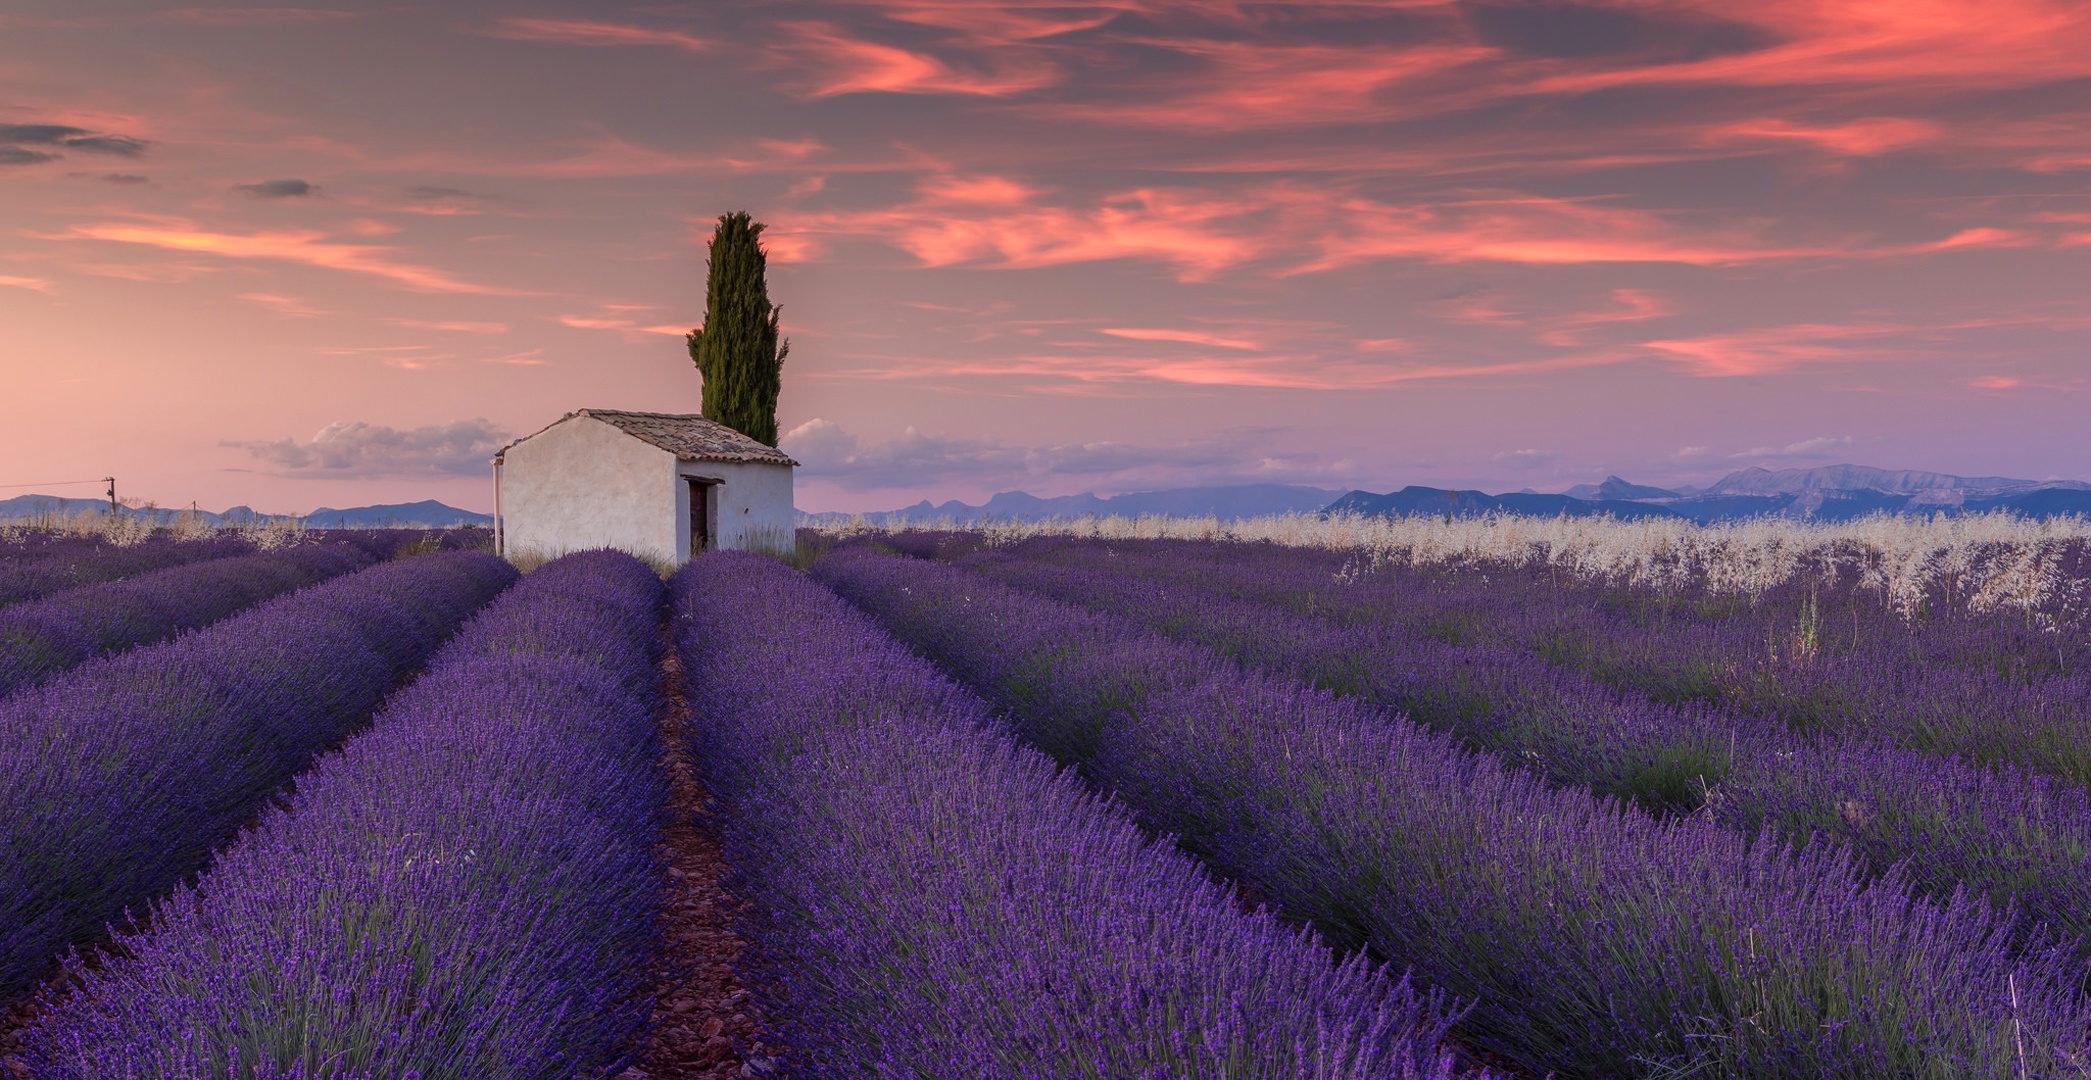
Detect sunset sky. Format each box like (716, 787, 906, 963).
(3, 0, 2089, 514)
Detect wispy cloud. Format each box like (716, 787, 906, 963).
(478, 17, 708, 53)
(0, 275, 54, 294)
(233, 178, 318, 198)
(556, 306, 690, 342)
(772, 21, 1062, 97)
(55, 218, 514, 293)
(237, 291, 326, 316)
(1640, 322, 1915, 376)
(781, 417, 1352, 490)
(1704, 116, 1941, 156)
(1099, 326, 1262, 350)
(1494, 448, 1557, 469)
(1730, 436, 1855, 460)
(0, 122, 148, 163)
(780, 173, 2007, 281)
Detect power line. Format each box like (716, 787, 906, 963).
(0, 479, 111, 490)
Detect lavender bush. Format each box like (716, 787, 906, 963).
(0, 542, 374, 698)
(309, 528, 493, 560)
(675, 551, 1487, 1079)
(813, 546, 2091, 1079)
(991, 535, 2091, 787)
(949, 542, 2091, 953)
(27, 550, 665, 1080)
(0, 551, 517, 998)
(0, 533, 255, 608)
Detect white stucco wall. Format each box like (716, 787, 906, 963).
(500, 414, 796, 563)
(674, 458, 796, 558)
(502, 416, 679, 561)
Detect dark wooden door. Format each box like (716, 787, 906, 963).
(687, 478, 713, 555)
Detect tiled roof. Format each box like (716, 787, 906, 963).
(496, 409, 798, 466)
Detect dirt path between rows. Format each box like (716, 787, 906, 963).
(619, 630, 787, 1080)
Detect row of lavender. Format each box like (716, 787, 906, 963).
(0, 551, 516, 998)
(0, 534, 257, 608)
(985, 534, 2091, 784)
(0, 542, 375, 698)
(812, 545, 2091, 1079)
(943, 536, 2091, 952)
(674, 552, 1486, 1078)
(26, 550, 663, 1079)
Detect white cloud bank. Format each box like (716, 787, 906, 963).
(226, 418, 509, 477)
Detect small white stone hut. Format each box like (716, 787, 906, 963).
(492, 409, 797, 563)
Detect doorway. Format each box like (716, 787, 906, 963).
(686, 478, 717, 556)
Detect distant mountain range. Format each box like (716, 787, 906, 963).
(803, 465, 2091, 527)
(1363, 464, 2091, 524)
(11, 462, 2086, 535)
(799, 484, 1345, 525)
(0, 495, 492, 529)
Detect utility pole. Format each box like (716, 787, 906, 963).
(106, 477, 117, 516)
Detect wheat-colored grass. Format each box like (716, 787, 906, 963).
(0, 505, 309, 549)
(808, 509, 2091, 618)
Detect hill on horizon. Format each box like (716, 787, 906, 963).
(804, 464, 2091, 527)
(0, 495, 491, 529)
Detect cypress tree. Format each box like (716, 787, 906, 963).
(687, 211, 789, 446)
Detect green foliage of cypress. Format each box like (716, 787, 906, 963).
(687, 211, 789, 446)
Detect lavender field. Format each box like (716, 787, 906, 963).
(3, 517, 2090, 1079)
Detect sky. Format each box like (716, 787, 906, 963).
(2, 1, 2088, 515)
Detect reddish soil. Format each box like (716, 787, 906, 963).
(617, 633, 786, 1080)
(0, 995, 42, 1079)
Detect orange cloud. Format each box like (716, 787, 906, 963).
(828, 0, 1131, 43)
(1291, 192, 1838, 272)
(1056, 39, 1491, 129)
(389, 319, 508, 334)
(0, 275, 54, 294)
(1529, 1, 2091, 96)
(1640, 322, 1909, 376)
(1100, 327, 1262, 350)
(1538, 289, 1675, 346)
(479, 18, 708, 53)
(57, 219, 511, 293)
(779, 176, 1262, 279)
(558, 312, 692, 342)
(1707, 117, 1941, 156)
(775, 22, 1061, 97)
(237, 291, 327, 316)
(782, 171, 2052, 281)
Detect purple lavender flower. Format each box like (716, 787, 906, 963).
(0, 551, 517, 998)
(676, 550, 1489, 1080)
(0, 542, 374, 698)
(0, 534, 257, 608)
(813, 545, 2091, 1078)
(27, 550, 665, 1080)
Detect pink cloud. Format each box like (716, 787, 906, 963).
(781, 171, 2056, 282)
(779, 176, 1263, 279)
(1289, 193, 1840, 272)
(774, 22, 1062, 97)
(1640, 322, 1910, 376)
(479, 18, 708, 53)
(1538, 289, 1676, 346)
(826, 1, 1131, 43)
(558, 311, 692, 342)
(1043, 39, 1495, 129)
(1530, 1, 2091, 96)
(55, 219, 514, 293)
(1706, 117, 1942, 156)
(1098, 327, 1263, 350)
